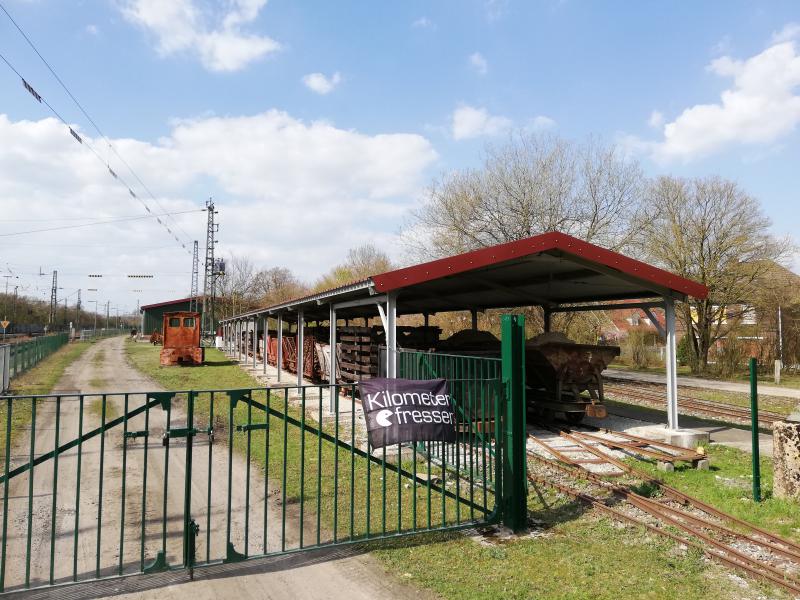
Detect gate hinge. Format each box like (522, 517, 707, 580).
(124, 430, 149, 439)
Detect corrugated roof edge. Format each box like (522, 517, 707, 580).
(370, 231, 709, 300)
(220, 279, 372, 322)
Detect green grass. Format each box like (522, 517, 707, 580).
(0, 340, 93, 461)
(609, 360, 800, 390)
(374, 485, 782, 600)
(124, 341, 793, 599)
(628, 444, 800, 543)
(88, 376, 108, 389)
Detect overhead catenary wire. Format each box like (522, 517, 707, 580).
(0, 1, 194, 246)
(0, 51, 193, 254)
(0, 208, 205, 237)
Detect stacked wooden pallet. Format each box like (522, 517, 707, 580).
(337, 325, 441, 383)
(338, 326, 379, 383)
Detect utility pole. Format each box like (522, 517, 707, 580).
(190, 240, 200, 312)
(75, 289, 81, 329)
(202, 199, 220, 337)
(49, 270, 58, 328)
(105, 301, 110, 329)
(12, 286, 18, 331)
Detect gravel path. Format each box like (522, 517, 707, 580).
(3, 337, 428, 600)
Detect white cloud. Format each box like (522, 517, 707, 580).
(85, 24, 99, 36)
(0, 111, 437, 308)
(451, 104, 512, 140)
(302, 72, 342, 95)
(484, 0, 508, 22)
(120, 0, 280, 72)
(647, 110, 664, 129)
(634, 36, 800, 162)
(527, 115, 556, 131)
(468, 52, 488, 75)
(412, 16, 435, 29)
(772, 22, 800, 44)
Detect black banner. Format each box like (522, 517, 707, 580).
(360, 378, 456, 449)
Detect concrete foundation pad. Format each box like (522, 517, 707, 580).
(624, 424, 710, 449)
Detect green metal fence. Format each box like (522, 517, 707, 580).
(5, 333, 69, 380)
(0, 380, 503, 592)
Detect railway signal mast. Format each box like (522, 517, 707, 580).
(202, 199, 222, 337)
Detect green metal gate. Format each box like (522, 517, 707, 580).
(0, 377, 504, 592)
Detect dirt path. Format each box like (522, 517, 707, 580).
(3, 337, 429, 600)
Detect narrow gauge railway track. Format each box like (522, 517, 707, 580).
(604, 380, 786, 427)
(527, 427, 800, 597)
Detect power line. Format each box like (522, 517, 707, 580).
(0, 209, 204, 237)
(1, 47, 195, 252)
(0, 1, 194, 245)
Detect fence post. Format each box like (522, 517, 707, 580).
(500, 313, 527, 532)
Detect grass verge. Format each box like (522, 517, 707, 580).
(629, 444, 800, 543)
(125, 341, 790, 599)
(0, 340, 93, 460)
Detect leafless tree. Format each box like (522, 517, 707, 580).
(405, 133, 646, 259)
(252, 267, 308, 306)
(638, 176, 792, 373)
(314, 244, 393, 291)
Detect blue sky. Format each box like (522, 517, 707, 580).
(1, 0, 799, 313)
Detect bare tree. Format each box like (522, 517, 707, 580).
(405, 133, 646, 258)
(639, 176, 791, 373)
(252, 267, 308, 306)
(216, 255, 259, 318)
(314, 244, 393, 291)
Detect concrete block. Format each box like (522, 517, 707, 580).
(693, 459, 710, 471)
(774, 421, 800, 500)
(666, 429, 710, 449)
(657, 461, 675, 473)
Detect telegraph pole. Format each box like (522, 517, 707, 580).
(75, 289, 81, 329)
(49, 270, 58, 327)
(105, 301, 110, 329)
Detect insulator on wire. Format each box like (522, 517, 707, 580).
(129, 189, 137, 198)
(69, 128, 83, 144)
(22, 79, 42, 102)
(108, 167, 117, 179)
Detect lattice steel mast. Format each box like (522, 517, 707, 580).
(190, 240, 199, 312)
(202, 199, 219, 335)
(48, 270, 57, 327)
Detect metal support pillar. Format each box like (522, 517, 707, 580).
(262, 316, 268, 374)
(252, 317, 257, 369)
(329, 304, 337, 413)
(423, 313, 429, 327)
(543, 309, 551, 333)
(664, 297, 679, 430)
(501, 313, 527, 532)
(297, 310, 304, 387)
(471, 310, 478, 331)
(386, 292, 397, 378)
(277, 314, 283, 383)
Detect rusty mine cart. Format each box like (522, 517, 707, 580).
(159, 311, 204, 366)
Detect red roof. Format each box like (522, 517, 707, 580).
(372, 232, 708, 300)
(140, 296, 200, 311)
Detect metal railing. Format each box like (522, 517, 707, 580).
(79, 328, 126, 341)
(398, 350, 503, 486)
(1, 333, 69, 384)
(0, 381, 502, 592)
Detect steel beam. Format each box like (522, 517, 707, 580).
(548, 301, 664, 314)
(664, 297, 679, 430)
(297, 309, 304, 387)
(331, 295, 387, 310)
(252, 317, 257, 369)
(262, 316, 267, 375)
(329, 304, 337, 413)
(386, 292, 397, 378)
(277, 314, 283, 383)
